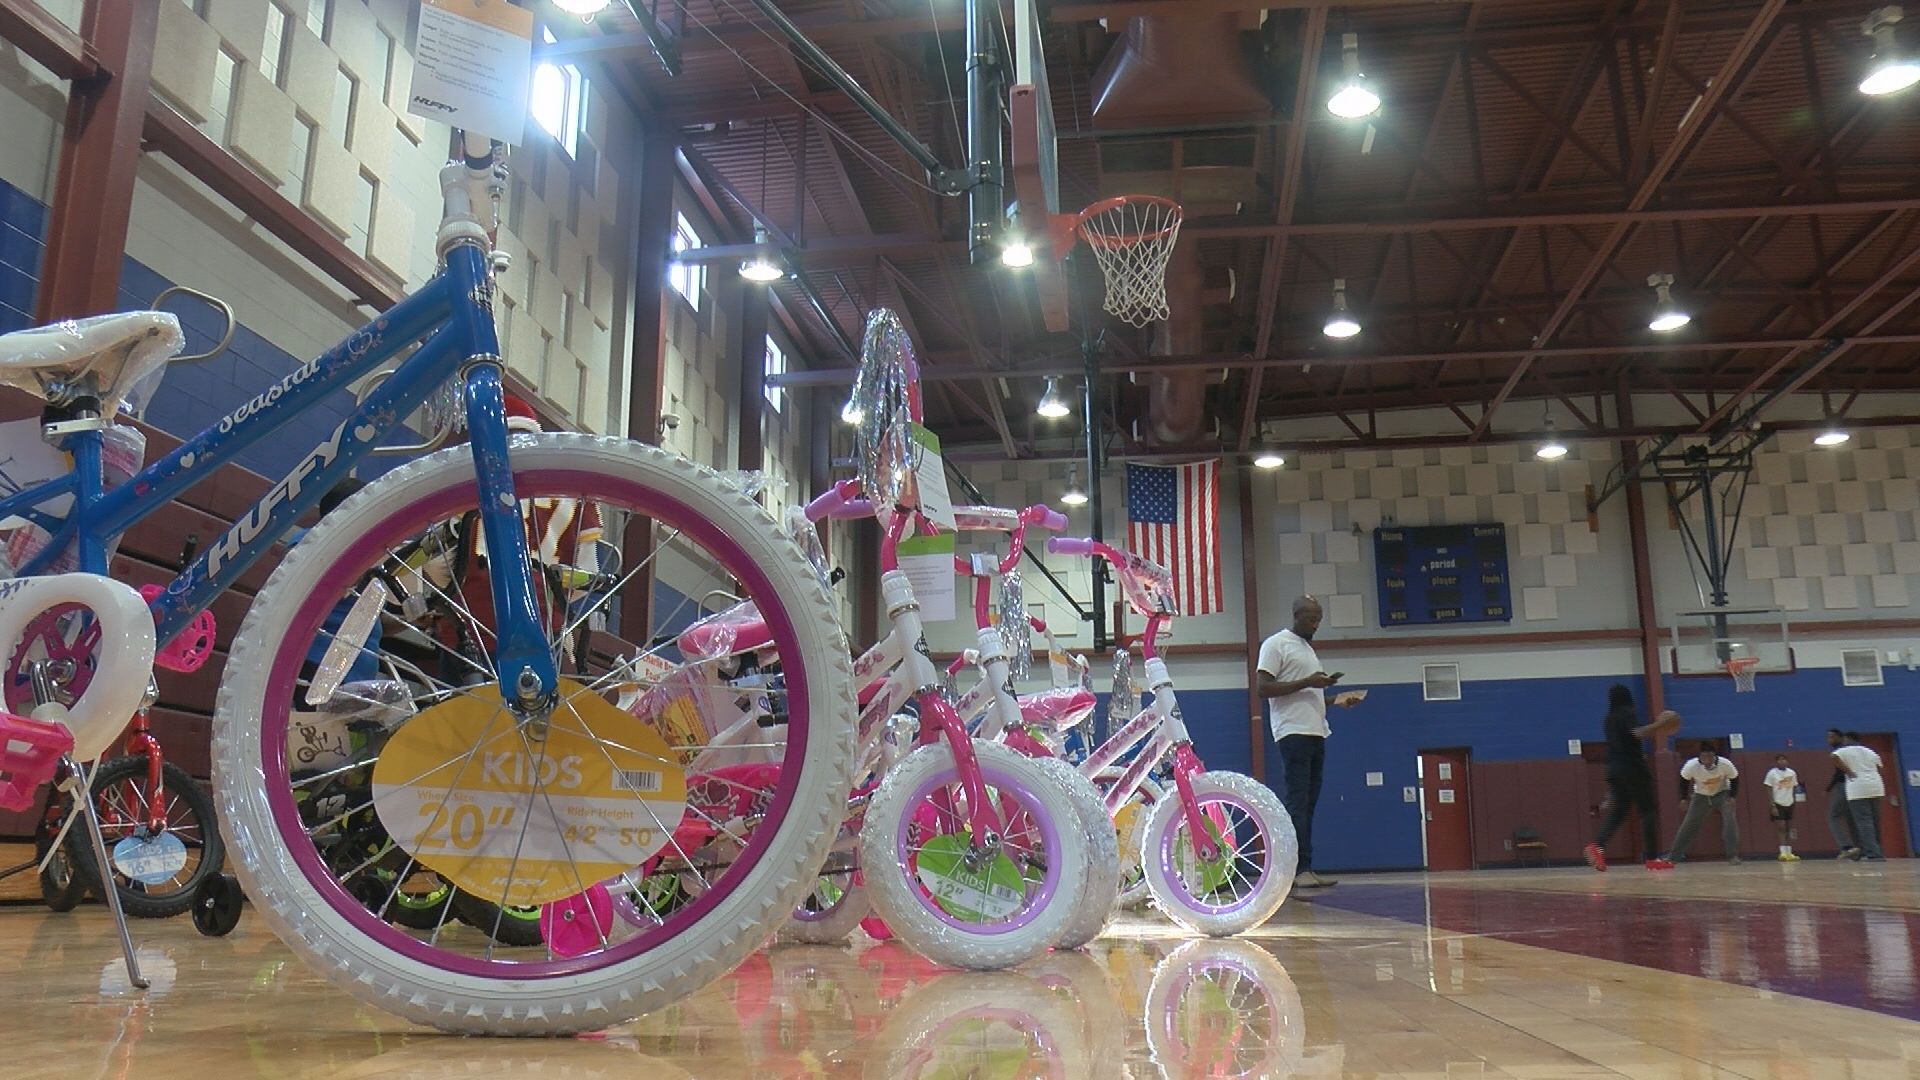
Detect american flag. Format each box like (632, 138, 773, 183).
(1125, 461, 1222, 615)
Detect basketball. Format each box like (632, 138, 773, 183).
(1652, 709, 1682, 735)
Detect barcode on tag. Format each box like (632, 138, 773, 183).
(612, 769, 661, 793)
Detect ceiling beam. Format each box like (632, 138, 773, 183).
(537, 11, 966, 64)
(1240, 6, 1329, 450)
(0, 0, 100, 80)
(1470, 0, 1790, 439)
(768, 332, 1920, 387)
(672, 194, 1920, 267)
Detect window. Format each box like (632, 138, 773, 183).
(332, 67, 358, 148)
(1421, 663, 1462, 702)
(351, 169, 378, 254)
(763, 335, 786, 411)
(1841, 649, 1884, 687)
(667, 212, 704, 308)
(262, 4, 292, 86)
(286, 114, 316, 201)
(210, 47, 241, 145)
(531, 28, 587, 157)
(305, 0, 331, 40)
(376, 23, 398, 103)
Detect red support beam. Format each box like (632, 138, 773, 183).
(619, 131, 679, 647)
(0, 0, 100, 81)
(34, 0, 156, 323)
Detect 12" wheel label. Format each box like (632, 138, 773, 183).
(371, 681, 687, 907)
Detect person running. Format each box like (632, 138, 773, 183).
(1583, 685, 1679, 872)
(1762, 754, 1801, 862)
(1833, 732, 1887, 862)
(1824, 727, 1861, 856)
(1664, 741, 1741, 864)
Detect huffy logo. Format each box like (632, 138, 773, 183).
(411, 95, 458, 115)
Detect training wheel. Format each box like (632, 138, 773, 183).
(191, 873, 243, 937)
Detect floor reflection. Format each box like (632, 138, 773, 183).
(8, 862, 1920, 1079)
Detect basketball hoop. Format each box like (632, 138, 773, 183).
(1069, 195, 1183, 328)
(1725, 657, 1760, 693)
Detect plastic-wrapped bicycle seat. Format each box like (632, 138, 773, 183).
(1017, 686, 1098, 732)
(676, 601, 774, 662)
(0, 312, 182, 418)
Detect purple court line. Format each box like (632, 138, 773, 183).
(1307, 883, 1920, 1023)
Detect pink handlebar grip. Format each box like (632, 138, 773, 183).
(1034, 508, 1069, 532)
(831, 498, 876, 520)
(1047, 537, 1095, 556)
(803, 478, 862, 522)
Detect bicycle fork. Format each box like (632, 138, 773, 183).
(883, 569, 1001, 849)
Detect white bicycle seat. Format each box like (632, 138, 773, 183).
(0, 312, 182, 417)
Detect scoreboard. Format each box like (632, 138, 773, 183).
(1373, 524, 1511, 626)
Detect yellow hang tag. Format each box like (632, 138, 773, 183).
(371, 681, 687, 908)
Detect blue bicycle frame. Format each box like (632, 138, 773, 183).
(0, 243, 560, 703)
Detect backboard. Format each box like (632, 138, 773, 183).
(1668, 607, 1796, 678)
(1009, 0, 1069, 332)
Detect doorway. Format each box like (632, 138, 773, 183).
(1420, 749, 1474, 871)
(1853, 732, 1910, 858)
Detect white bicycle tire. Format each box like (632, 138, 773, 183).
(1095, 767, 1163, 910)
(1141, 770, 1297, 937)
(858, 740, 1089, 970)
(212, 435, 857, 1033)
(861, 971, 1092, 1080)
(1144, 938, 1306, 1079)
(1036, 757, 1119, 950)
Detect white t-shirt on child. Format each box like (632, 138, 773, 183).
(1763, 767, 1798, 807)
(1680, 757, 1738, 796)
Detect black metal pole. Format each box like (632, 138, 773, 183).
(740, 0, 952, 185)
(965, 0, 1003, 265)
(1084, 341, 1106, 652)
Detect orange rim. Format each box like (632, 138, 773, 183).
(1072, 195, 1183, 250)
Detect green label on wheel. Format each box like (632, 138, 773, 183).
(914, 834, 1025, 921)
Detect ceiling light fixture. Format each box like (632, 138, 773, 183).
(1061, 466, 1089, 506)
(1254, 449, 1285, 470)
(1536, 418, 1569, 460)
(1036, 377, 1071, 419)
(1327, 32, 1382, 118)
(1323, 278, 1361, 338)
(551, 0, 613, 16)
(738, 227, 784, 283)
(1001, 236, 1035, 268)
(1647, 272, 1691, 333)
(1860, 7, 1920, 95)
(1814, 426, 1852, 447)
(840, 401, 864, 425)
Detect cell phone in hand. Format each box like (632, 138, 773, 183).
(1327, 672, 1344, 683)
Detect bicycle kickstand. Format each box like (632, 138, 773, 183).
(63, 756, 148, 990)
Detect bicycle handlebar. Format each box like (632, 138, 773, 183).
(1045, 537, 1095, 556)
(804, 479, 864, 522)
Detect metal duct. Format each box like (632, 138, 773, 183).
(1090, 16, 1270, 129)
(1141, 241, 1207, 445)
(1095, 16, 1267, 445)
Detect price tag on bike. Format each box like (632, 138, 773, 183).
(372, 680, 687, 908)
(904, 422, 955, 531)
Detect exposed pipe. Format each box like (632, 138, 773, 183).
(965, 0, 1005, 265)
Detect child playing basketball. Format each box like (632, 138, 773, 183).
(1584, 686, 1680, 872)
(1762, 754, 1801, 861)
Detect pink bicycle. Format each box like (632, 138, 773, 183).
(1045, 537, 1298, 935)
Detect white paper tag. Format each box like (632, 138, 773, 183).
(906, 423, 956, 531)
(898, 531, 957, 623)
(409, 0, 534, 145)
(1333, 689, 1368, 706)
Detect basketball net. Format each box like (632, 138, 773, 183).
(1074, 196, 1182, 328)
(1726, 657, 1759, 693)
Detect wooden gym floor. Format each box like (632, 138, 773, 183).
(1, 859, 1916, 1078)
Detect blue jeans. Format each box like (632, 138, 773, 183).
(1276, 734, 1326, 871)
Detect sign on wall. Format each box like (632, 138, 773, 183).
(1374, 524, 1511, 626)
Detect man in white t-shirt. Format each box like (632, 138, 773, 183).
(1256, 596, 1360, 889)
(1761, 755, 1801, 862)
(1663, 742, 1741, 864)
(1833, 732, 1887, 861)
